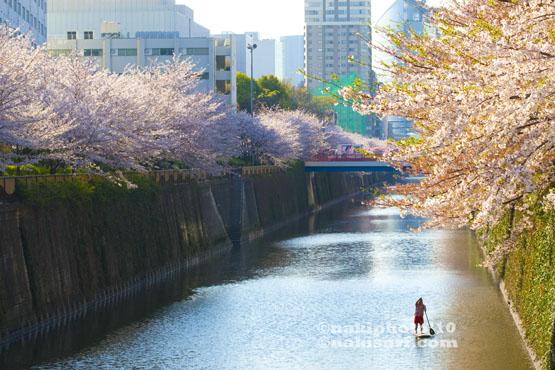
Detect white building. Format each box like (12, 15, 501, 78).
(214, 32, 278, 80)
(245, 32, 275, 79)
(213, 32, 252, 76)
(279, 35, 304, 87)
(0, 0, 47, 45)
(47, 0, 236, 107)
(47, 0, 208, 40)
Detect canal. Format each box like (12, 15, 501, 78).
(6, 191, 533, 369)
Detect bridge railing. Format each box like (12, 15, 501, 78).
(310, 153, 380, 162)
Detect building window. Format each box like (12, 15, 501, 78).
(84, 31, 93, 39)
(201, 72, 209, 80)
(216, 55, 231, 71)
(49, 49, 72, 57)
(84, 49, 103, 57)
(117, 48, 137, 56)
(186, 48, 209, 55)
(67, 31, 76, 40)
(151, 48, 174, 56)
(216, 80, 231, 95)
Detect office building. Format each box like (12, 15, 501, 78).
(279, 35, 304, 87)
(0, 0, 47, 45)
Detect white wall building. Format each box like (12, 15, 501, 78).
(245, 32, 275, 79)
(48, 35, 236, 107)
(47, 0, 235, 107)
(215, 32, 278, 80)
(0, 0, 47, 45)
(47, 0, 208, 40)
(213, 32, 253, 76)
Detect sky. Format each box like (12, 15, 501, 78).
(178, 0, 443, 40)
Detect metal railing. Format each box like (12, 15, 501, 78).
(0, 166, 285, 195)
(310, 153, 381, 162)
(241, 166, 283, 176)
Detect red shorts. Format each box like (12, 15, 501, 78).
(414, 315, 424, 324)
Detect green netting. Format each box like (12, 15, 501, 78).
(310, 72, 368, 135)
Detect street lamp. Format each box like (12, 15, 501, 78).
(247, 43, 257, 118)
(247, 43, 257, 166)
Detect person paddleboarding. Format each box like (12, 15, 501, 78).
(414, 297, 426, 334)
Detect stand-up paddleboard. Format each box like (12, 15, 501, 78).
(414, 333, 432, 338)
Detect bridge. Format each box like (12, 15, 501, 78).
(304, 153, 402, 172)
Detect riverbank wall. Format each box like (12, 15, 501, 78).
(481, 201, 555, 370)
(0, 165, 389, 349)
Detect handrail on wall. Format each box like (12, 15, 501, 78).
(0, 166, 285, 195)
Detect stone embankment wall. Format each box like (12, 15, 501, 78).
(0, 165, 389, 348)
(481, 202, 555, 370)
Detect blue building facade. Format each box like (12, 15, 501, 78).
(373, 0, 428, 141)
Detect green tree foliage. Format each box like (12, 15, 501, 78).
(236, 73, 334, 118)
(237, 72, 262, 113)
(257, 75, 292, 110)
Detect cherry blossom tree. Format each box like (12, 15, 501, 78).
(339, 0, 555, 262)
(0, 24, 387, 176)
(131, 56, 239, 171)
(0, 26, 51, 171)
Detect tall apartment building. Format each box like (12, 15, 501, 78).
(0, 0, 47, 45)
(304, 0, 372, 89)
(46, 0, 236, 107)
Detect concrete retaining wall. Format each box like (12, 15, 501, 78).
(0, 165, 390, 349)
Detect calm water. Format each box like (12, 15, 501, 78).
(12, 197, 533, 370)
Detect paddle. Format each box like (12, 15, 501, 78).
(424, 311, 436, 335)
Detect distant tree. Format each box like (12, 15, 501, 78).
(284, 84, 335, 119)
(236, 73, 334, 118)
(257, 75, 293, 110)
(236, 72, 261, 113)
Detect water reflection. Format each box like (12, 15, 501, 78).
(3, 200, 533, 370)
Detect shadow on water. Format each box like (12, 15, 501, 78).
(0, 197, 355, 370)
